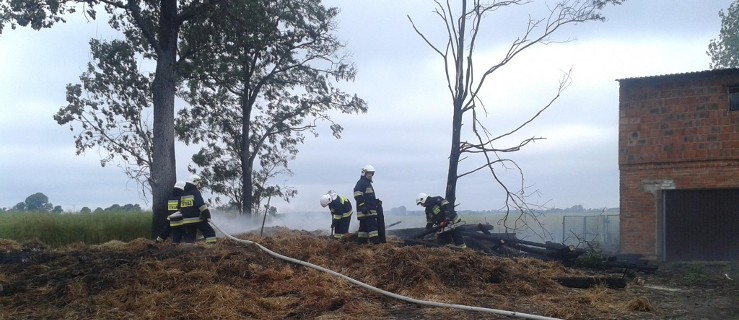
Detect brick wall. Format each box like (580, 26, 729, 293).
(618, 69, 739, 259)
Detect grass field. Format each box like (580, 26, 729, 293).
(0, 211, 151, 247)
(0, 209, 619, 254)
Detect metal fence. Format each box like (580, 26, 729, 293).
(561, 215, 619, 255)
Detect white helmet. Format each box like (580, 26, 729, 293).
(174, 181, 186, 190)
(416, 193, 428, 206)
(361, 165, 375, 175)
(187, 174, 202, 187)
(320, 194, 332, 207)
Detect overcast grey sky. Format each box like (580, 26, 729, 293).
(0, 0, 733, 213)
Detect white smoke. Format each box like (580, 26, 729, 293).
(208, 209, 417, 240)
(209, 210, 343, 237)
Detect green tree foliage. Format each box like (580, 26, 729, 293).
(106, 204, 122, 212)
(1, 0, 222, 237)
(10, 192, 55, 212)
(102, 204, 142, 212)
(80, 207, 92, 214)
(176, 0, 367, 215)
(11, 202, 26, 211)
(408, 0, 622, 237)
(24, 192, 53, 212)
(0, 0, 82, 34)
(708, 0, 739, 69)
(55, 39, 154, 188)
(121, 204, 142, 212)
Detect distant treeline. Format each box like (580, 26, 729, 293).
(1, 192, 143, 214)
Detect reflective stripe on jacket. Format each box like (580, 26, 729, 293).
(354, 175, 378, 219)
(167, 212, 184, 227)
(179, 183, 209, 226)
(329, 196, 353, 220)
(424, 196, 455, 225)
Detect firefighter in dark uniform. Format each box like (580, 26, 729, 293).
(416, 192, 466, 248)
(320, 190, 353, 240)
(156, 180, 186, 243)
(353, 165, 385, 244)
(179, 174, 217, 244)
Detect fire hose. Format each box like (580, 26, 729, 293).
(208, 220, 561, 320)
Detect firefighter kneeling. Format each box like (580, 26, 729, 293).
(416, 193, 466, 248)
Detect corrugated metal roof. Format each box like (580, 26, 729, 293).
(616, 68, 739, 82)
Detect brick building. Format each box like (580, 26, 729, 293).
(618, 69, 739, 261)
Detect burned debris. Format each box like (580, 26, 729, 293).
(388, 222, 658, 289)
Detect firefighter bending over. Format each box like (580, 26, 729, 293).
(416, 193, 466, 248)
(320, 190, 353, 240)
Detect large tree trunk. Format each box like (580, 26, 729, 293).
(446, 102, 463, 205)
(150, 0, 179, 238)
(444, 0, 467, 206)
(240, 93, 254, 216)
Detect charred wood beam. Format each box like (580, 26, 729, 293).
(387, 224, 495, 239)
(463, 231, 585, 254)
(463, 232, 586, 261)
(574, 260, 659, 273)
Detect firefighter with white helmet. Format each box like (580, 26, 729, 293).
(361, 165, 375, 176)
(187, 174, 202, 188)
(320, 190, 353, 239)
(353, 164, 385, 244)
(319, 194, 333, 207)
(415, 193, 429, 206)
(416, 192, 466, 248)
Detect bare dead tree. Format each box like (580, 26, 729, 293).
(408, 0, 623, 238)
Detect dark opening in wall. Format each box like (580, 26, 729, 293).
(729, 87, 739, 111)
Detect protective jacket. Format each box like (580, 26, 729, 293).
(423, 196, 457, 229)
(353, 175, 378, 220)
(156, 186, 184, 243)
(329, 195, 353, 223)
(423, 196, 465, 247)
(179, 182, 211, 226)
(167, 188, 184, 227)
(328, 195, 353, 240)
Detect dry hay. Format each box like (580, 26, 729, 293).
(0, 239, 22, 252)
(0, 229, 654, 319)
(627, 297, 654, 312)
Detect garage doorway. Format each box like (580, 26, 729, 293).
(663, 189, 739, 261)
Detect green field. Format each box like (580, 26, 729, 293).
(0, 210, 620, 254)
(0, 211, 151, 247)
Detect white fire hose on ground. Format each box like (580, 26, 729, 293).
(208, 220, 561, 320)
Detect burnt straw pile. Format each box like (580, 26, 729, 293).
(1, 228, 660, 319)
